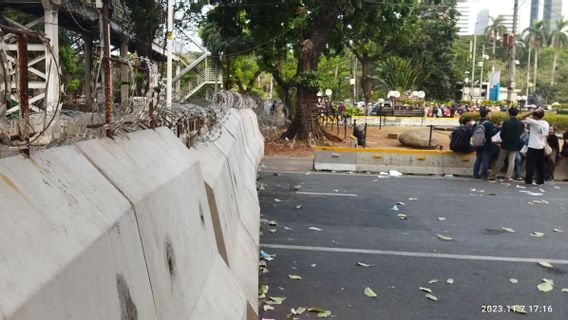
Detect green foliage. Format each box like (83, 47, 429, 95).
(317, 54, 352, 100)
(460, 112, 568, 130)
(396, 0, 461, 100)
(378, 56, 429, 92)
(296, 71, 322, 90)
(344, 106, 362, 117)
(66, 79, 81, 94)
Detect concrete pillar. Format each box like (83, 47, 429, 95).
(120, 37, 129, 108)
(175, 63, 181, 102)
(43, 5, 59, 112)
(84, 34, 93, 105)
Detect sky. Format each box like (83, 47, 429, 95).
(469, 0, 568, 32)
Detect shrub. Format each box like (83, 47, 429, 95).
(344, 106, 362, 117)
(460, 112, 568, 131)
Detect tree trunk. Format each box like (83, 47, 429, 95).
(281, 3, 341, 143)
(533, 47, 539, 91)
(360, 56, 372, 106)
(551, 46, 559, 86)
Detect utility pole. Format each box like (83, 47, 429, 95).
(507, 0, 519, 105)
(166, 0, 174, 109)
(471, 31, 477, 101)
(480, 45, 485, 99)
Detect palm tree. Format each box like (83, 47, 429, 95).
(485, 15, 507, 55)
(549, 17, 568, 85)
(523, 20, 548, 93)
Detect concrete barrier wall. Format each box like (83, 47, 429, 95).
(314, 146, 568, 180)
(0, 110, 264, 319)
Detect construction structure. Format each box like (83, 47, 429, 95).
(0, 0, 224, 155)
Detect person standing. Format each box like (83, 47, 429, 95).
(493, 108, 524, 180)
(472, 108, 498, 180)
(544, 127, 560, 181)
(520, 108, 549, 185)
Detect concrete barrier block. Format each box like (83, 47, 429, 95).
(77, 129, 243, 320)
(0, 147, 157, 320)
(313, 148, 358, 172)
(442, 152, 476, 176)
(190, 255, 248, 320)
(188, 142, 259, 317)
(357, 150, 445, 175)
(238, 109, 264, 167)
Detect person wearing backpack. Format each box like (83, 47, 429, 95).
(472, 108, 498, 180)
(520, 107, 549, 185)
(450, 116, 474, 153)
(493, 108, 524, 180)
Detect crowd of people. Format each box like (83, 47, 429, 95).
(450, 107, 568, 185)
(424, 104, 502, 118)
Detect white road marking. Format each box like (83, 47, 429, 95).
(296, 191, 358, 197)
(261, 244, 568, 265)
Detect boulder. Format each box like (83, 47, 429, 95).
(399, 130, 439, 148)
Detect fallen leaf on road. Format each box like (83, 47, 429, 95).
(274, 198, 282, 202)
(437, 217, 446, 221)
(269, 229, 277, 233)
(288, 275, 302, 280)
(310, 264, 317, 267)
(425, 293, 438, 301)
(268, 220, 278, 226)
(538, 261, 554, 268)
(397, 202, 406, 206)
(553, 228, 564, 233)
(308, 227, 322, 232)
(295, 205, 303, 210)
(259, 285, 269, 299)
(409, 198, 419, 201)
(397, 213, 408, 220)
(291, 307, 306, 315)
(519, 191, 544, 196)
(357, 262, 372, 267)
(446, 278, 454, 284)
(561, 288, 568, 293)
(537, 281, 554, 293)
(509, 278, 518, 284)
(502, 227, 516, 233)
(263, 305, 274, 311)
(391, 205, 400, 211)
(428, 279, 438, 284)
(364, 287, 378, 298)
(283, 226, 294, 231)
(290, 185, 302, 191)
(267, 296, 287, 305)
(317, 310, 332, 318)
(437, 234, 454, 241)
(530, 232, 545, 238)
(419, 287, 432, 293)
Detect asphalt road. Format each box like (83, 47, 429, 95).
(257, 171, 568, 320)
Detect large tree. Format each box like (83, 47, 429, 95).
(523, 20, 549, 93)
(396, 0, 460, 100)
(485, 15, 507, 55)
(342, 0, 418, 105)
(549, 16, 568, 85)
(205, 1, 362, 142)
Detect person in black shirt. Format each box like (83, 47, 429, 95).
(561, 131, 568, 158)
(494, 108, 524, 180)
(545, 127, 560, 181)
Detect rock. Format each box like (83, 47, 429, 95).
(399, 130, 439, 148)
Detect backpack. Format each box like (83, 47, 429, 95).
(450, 126, 471, 152)
(472, 121, 487, 148)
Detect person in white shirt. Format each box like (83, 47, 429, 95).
(520, 107, 549, 185)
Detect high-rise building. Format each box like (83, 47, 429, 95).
(502, 14, 520, 33)
(530, 0, 541, 23)
(544, 0, 563, 30)
(456, 0, 471, 35)
(476, 9, 490, 34)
